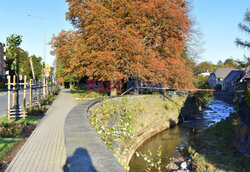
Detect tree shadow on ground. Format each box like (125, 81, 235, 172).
(63, 148, 97, 172)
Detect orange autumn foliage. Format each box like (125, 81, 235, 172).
(51, 0, 195, 88)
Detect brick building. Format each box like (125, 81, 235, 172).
(0, 43, 5, 76)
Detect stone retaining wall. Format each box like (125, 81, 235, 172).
(89, 95, 188, 168)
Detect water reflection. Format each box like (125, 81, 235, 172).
(129, 126, 190, 172)
(129, 99, 235, 171)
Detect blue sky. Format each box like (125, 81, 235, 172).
(0, 0, 72, 67)
(0, 0, 249, 66)
(193, 0, 249, 63)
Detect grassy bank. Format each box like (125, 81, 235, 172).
(0, 138, 19, 161)
(71, 88, 108, 103)
(188, 113, 250, 172)
(89, 95, 187, 169)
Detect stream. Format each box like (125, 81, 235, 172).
(129, 99, 235, 172)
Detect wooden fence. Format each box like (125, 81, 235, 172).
(6, 75, 58, 119)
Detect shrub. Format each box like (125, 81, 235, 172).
(165, 102, 174, 110)
(27, 107, 44, 116)
(0, 78, 6, 89)
(244, 87, 250, 108)
(177, 101, 184, 107)
(193, 91, 214, 106)
(0, 121, 26, 138)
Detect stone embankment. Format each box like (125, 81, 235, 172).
(89, 95, 188, 167)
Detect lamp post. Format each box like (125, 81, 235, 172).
(28, 14, 46, 98)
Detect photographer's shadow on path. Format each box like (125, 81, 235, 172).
(63, 148, 97, 172)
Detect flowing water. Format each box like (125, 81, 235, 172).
(129, 99, 235, 172)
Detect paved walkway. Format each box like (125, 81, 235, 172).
(6, 90, 77, 172)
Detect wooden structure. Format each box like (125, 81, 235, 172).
(7, 75, 27, 119)
(6, 75, 58, 119)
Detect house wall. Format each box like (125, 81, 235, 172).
(209, 74, 224, 89)
(209, 73, 216, 88)
(0, 43, 5, 76)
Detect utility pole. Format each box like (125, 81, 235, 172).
(28, 14, 46, 97)
(29, 56, 35, 80)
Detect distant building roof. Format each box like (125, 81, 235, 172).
(246, 65, 250, 73)
(224, 70, 245, 83)
(211, 67, 239, 81)
(243, 71, 250, 80)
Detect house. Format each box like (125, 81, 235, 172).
(223, 70, 245, 91)
(199, 70, 210, 77)
(242, 71, 250, 87)
(0, 43, 5, 76)
(208, 67, 239, 90)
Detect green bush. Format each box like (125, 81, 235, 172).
(27, 106, 44, 116)
(0, 78, 6, 89)
(0, 121, 26, 138)
(177, 101, 184, 107)
(193, 91, 214, 106)
(165, 102, 174, 109)
(244, 87, 250, 108)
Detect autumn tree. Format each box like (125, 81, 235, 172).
(51, 0, 195, 90)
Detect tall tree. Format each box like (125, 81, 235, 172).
(51, 0, 194, 88)
(195, 61, 214, 75)
(236, 56, 250, 69)
(21, 54, 43, 80)
(5, 35, 42, 80)
(6, 34, 22, 76)
(224, 58, 238, 68)
(236, 10, 250, 49)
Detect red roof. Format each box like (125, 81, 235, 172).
(243, 71, 250, 79)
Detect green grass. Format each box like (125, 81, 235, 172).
(0, 138, 19, 161)
(41, 104, 51, 109)
(73, 91, 108, 98)
(76, 99, 89, 104)
(71, 88, 86, 93)
(189, 113, 250, 172)
(71, 88, 108, 103)
(0, 116, 42, 125)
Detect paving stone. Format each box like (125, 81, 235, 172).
(65, 99, 125, 172)
(5, 90, 77, 172)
